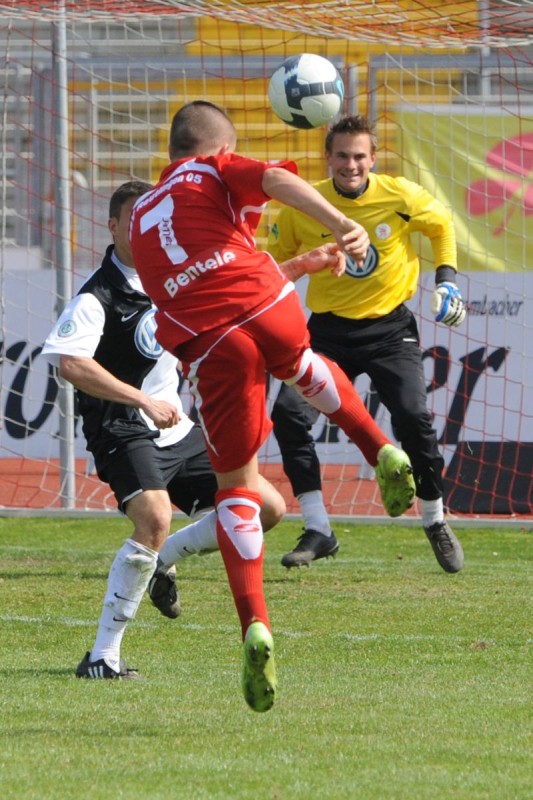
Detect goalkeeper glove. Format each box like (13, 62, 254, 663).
(431, 282, 466, 327)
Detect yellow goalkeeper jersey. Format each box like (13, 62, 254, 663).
(267, 173, 457, 319)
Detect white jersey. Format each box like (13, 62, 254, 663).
(41, 246, 194, 460)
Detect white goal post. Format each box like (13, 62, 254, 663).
(0, 1, 532, 522)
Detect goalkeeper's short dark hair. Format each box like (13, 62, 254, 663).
(325, 115, 377, 155)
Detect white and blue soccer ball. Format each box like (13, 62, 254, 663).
(268, 53, 344, 130)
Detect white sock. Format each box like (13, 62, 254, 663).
(158, 510, 218, 569)
(297, 490, 332, 536)
(420, 498, 444, 528)
(90, 538, 158, 672)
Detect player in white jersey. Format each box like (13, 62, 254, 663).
(41, 181, 287, 681)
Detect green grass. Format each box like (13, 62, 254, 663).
(0, 517, 531, 800)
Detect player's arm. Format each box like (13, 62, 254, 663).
(59, 355, 179, 429)
(42, 292, 179, 429)
(405, 180, 466, 328)
(59, 355, 179, 428)
(426, 210, 466, 328)
(262, 167, 369, 263)
(269, 204, 346, 280)
(280, 243, 346, 281)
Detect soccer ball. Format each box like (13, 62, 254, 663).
(268, 53, 344, 130)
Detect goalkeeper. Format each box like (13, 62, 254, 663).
(268, 113, 466, 574)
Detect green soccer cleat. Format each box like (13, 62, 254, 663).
(375, 443, 416, 517)
(242, 621, 277, 713)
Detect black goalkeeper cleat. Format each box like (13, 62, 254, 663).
(148, 563, 181, 619)
(75, 652, 141, 680)
(424, 521, 464, 573)
(281, 528, 340, 568)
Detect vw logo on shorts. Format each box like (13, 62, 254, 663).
(345, 243, 379, 278)
(134, 308, 163, 360)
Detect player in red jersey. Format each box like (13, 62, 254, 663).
(129, 101, 415, 712)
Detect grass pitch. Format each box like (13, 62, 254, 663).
(0, 517, 531, 800)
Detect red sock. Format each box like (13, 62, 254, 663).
(215, 488, 270, 639)
(295, 353, 389, 465)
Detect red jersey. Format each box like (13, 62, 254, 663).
(129, 152, 298, 352)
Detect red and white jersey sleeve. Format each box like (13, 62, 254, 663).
(129, 152, 298, 352)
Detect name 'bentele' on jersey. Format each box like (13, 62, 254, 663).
(129, 153, 298, 352)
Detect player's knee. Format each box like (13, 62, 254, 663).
(133, 510, 172, 551)
(260, 489, 286, 532)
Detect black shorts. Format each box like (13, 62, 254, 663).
(95, 424, 218, 515)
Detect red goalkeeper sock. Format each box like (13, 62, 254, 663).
(215, 488, 270, 639)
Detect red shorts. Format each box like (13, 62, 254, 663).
(176, 288, 310, 473)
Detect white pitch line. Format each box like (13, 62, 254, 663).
(0, 614, 157, 629)
(0, 614, 514, 645)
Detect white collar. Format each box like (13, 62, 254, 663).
(110, 249, 147, 295)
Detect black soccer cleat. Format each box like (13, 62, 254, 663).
(281, 528, 340, 568)
(424, 520, 464, 573)
(148, 563, 181, 619)
(75, 651, 141, 680)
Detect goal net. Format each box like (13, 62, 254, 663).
(1, 1, 532, 518)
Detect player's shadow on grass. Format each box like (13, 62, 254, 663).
(0, 570, 109, 580)
(0, 666, 74, 677)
